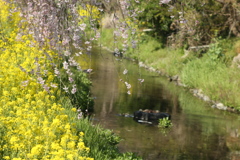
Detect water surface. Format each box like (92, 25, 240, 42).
(82, 49, 240, 160)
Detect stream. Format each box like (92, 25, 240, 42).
(80, 49, 240, 160)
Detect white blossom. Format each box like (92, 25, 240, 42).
(160, 0, 171, 4)
(123, 69, 128, 75)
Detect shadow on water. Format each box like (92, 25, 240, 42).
(77, 49, 240, 160)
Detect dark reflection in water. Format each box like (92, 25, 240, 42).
(82, 49, 240, 160)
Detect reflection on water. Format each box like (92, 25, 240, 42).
(82, 49, 240, 160)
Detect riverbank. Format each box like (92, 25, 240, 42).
(99, 28, 240, 112)
(0, 1, 141, 159)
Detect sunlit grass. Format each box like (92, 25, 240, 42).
(181, 56, 240, 109)
(99, 28, 122, 51)
(126, 35, 185, 76)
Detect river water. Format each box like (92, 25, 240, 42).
(81, 49, 240, 160)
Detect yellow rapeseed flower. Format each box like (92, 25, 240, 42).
(0, 1, 93, 159)
(67, 141, 76, 149)
(77, 142, 85, 150)
(71, 107, 77, 112)
(31, 144, 43, 156)
(10, 136, 19, 144)
(79, 132, 84, 137)
(67, 154, 74, 160)
(3, 156, 10, 160)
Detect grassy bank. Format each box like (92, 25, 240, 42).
(99, 28, 240, 111)
(62, 100, 141, 160)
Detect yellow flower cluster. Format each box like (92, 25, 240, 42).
(0, 0, 21, 39)
(78, 4, 101, 24)
(0, 1, 93, 159)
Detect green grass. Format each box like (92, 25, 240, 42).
(98, 28, 124, 51)
(181, 56, 240, 109)
(62, 98, 142, 160)
(126, 35, 186, 76)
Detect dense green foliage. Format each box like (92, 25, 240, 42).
(132, 0, 173, 43)
(130, 0, 240, 47)
(58, 68, 94, 112)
